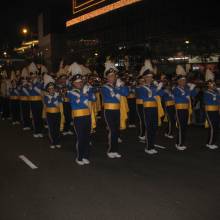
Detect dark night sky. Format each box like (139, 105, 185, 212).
(0, 0, 219, 49)
(0, 0, 71, 48)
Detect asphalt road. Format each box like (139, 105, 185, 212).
(0, 118, 220, 220)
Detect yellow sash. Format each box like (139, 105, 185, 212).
(188, 99, 193, 124)
(88, 101, 97, 129)
(155, 96, 164, 126)
(59, 103, 65, 131)
(95, 92, 102, 112)
(120, 96, 129, 130)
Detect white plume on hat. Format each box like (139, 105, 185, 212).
(28, 62, 38, 74)
(80, 65, 91, 76)
(176, 65, 186, 76)
(104, 60, 118, 77)
(21, 67, 29, 78)
(68, 62, 82, 76)
(205, 68, 214, 81)
(40, 65, 48, 74)
(139, 59, 154, 76)
(43, 73, 55, 88)
(16, 70, 20, 76)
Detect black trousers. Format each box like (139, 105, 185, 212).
(104, 109, 120, 153)
(144, 107, 158, 150)
(206, 111, 220, 145)
(30, 101, 43, 134)
(63, 102, 72, 132)
(10, 100, 20, 122)
(21, 101, 31, 128)
(1, 97, 10, 119)
(128, 98, 136, 125)
(165, 106, 176, 136)
(47, 113, 61, 145)
(73, 115, 91, 161)
(136, 104, 145, 137)
(176, 109, 189, 146)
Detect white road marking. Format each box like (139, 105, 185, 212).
(19, 155, 38, 169)
(155, 145, 166, 149)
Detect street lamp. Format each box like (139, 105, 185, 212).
(22, 28, 28, 35)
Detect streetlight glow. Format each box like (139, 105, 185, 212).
(22, 28, 28, 35)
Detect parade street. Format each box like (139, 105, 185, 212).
(1, 119, 220, 220)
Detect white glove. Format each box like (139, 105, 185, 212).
(187, 83, 196, 91)
(157, 82, 163, 91)
(54, 101, 59, 106)
(116, 79, 124, 87)
(83, 85, 90, 94)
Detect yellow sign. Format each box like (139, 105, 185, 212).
(68, 0, 142, 27)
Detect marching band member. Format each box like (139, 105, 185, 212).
(67, 74, 96, 166)
(101, 67, 129, 159)
(139, 70, 164, 155)
(57, 75, 73, 136)
(204, 80, 220, 149)
(136, 76, 146, 142)
(9, 79, 20, 125)
(173, 75, 197, 151)
(44, 82, 62, 149)
(161, 77, 176, 139)
(28, 62, 44, 138)
(19, 68, 31, 131)
(127, 75, 136, 128)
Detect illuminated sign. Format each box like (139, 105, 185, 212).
(73, 0, 109, 14)
(67, 0, 142, 27)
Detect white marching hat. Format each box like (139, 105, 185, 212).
(43, 73, 55, 89)
(176, 65, 186, 76)
(28, 62, 38, 74)
(104, 60, 118, 77)
(139, 59, 154, 76)
(21, 67, 29, 78)
(68, 62, 83, 76)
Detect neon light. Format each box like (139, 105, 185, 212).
(73, 0, 108, 14)
(67, 0, 142, 27)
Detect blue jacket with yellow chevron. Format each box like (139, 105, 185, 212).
(101, 83, 129, 104)
(44, 93, 62, 108)
(204, 89, 220, 106)
(138, 84, 163, 101)
(67, 88, 96, 110)
(28, 79, 43, 96)
(172, 86, 197, 104)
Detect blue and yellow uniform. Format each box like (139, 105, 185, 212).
(9, 81, 20, 124)
(204, 87, 220, 147)
(44, 86, 62, 147)
(19, 80, 31, 129)
(29, 79, 44, 136)
(101, 82, 129, 155)
(67, 76, 96, 163)
(161, 86, 176, 138)
(173, 81, 197, 148)
(57, 76, 73, 135)
(127, 85, 136, 126)
(139, 83, 163, 152)
(136, 84, 145, 139)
